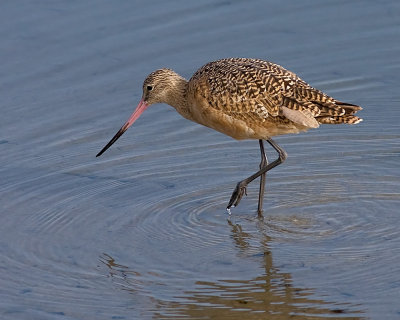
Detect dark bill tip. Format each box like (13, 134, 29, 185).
(96, 124, 128, 157)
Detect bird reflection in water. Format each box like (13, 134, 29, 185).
(99, 220, 365, 319)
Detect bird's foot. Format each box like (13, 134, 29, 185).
(227, 182, 248, 212)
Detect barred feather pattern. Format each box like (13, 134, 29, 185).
(189, 58, 362, 129)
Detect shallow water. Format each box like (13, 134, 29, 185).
(1, 1, 400, 319)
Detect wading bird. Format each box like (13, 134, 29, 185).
(97, 58, 362, 216)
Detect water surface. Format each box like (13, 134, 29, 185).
(1, 1, 400, 319)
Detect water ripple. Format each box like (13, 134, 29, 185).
(1, 1, 400, 318)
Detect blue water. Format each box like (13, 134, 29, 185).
(1, 1, 400, 319)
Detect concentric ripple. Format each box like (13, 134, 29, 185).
(2, 102, 399, 319)
(2, 1, 400, 319)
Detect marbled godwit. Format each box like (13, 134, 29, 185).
(97, 58, 362, 215)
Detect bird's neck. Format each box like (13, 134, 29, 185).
(163, 76, 192, 120)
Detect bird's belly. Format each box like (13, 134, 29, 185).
(183, 103, 248, 139)
(204, 113, 257, 140)
(186, 103, 266, 140)
(185, 102, 307, 140)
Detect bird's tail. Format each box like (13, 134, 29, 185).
(317, 101, 363, 124)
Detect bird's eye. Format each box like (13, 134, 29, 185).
(147, 85, 153, 91)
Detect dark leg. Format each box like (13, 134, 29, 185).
(258, 140, 268, 217)
(227, 138, 287, 212)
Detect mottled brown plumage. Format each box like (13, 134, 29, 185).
(97, 58, 363, 215)
(140, 58, 362, 141)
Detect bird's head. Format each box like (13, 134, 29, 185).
(96, 68, 185, 157)
(142, 68, 183, 105)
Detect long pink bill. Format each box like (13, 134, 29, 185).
(96, 99, 149, 157)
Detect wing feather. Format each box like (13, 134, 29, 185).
(189, 58, 362, 128)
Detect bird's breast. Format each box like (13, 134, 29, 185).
(185, 96, 259, 140)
